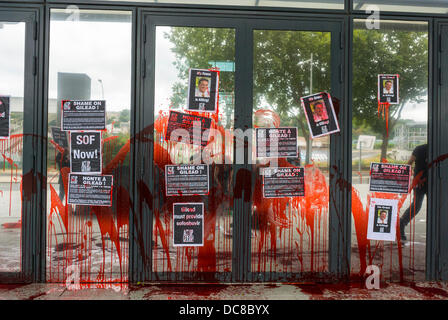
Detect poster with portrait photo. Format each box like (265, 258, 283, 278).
(187, 68, 219, 113)
(367, 198, 398, 241)
(301, 92, 340, 139)
(0, 96, 10, 139)
(378, 74, 399, 104)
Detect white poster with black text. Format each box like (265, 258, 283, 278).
(367, 198, 398, 241)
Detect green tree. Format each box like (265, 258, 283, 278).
(165, 25, 428, 162)
(353, 27, 428, 159)
(253, 30, 331, 164)
(165, 27, 235, 129)
(119, 109, 130, 123)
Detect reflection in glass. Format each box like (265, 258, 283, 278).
(152, 26, 235, 278)
(0, 22, 25, 273)
(104, 0, 344, 10)
(47, 10, 132, 283)
(252, 30, 331, 276)
(353, 0, 448, 14)
(351, 20, 428, 281)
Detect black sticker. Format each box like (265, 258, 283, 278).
(262, 167, 305, 198)
(173, 203, 204, 247)
(51, 127, 68, 148)
(67, 174, 113, 206)
(369, 162, 411, 194)
(372, 204, 392, 233)
(61, 100, 106, 131)
(256, 127, 298, 158)
(165, 164, 209, 196)
(0, 96, 10, 139)
(70, 131, 102, 174)
(165, 111, 212, 147)
(301, 92, 340, 139)
(378, 74, 399, 104)
(187, 69, 219, 112)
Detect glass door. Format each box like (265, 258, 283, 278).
(248, 20, 345, 281)
(0, 10, 41, 282)
(138, 14, 345, 282)
(46, 9, 132, 284)
(139, 16, 237, 282)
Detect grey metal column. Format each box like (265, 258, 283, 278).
(129, 10, 154, 283)
(232, 21, 253, 282)
(428, 21, 448, 281)
(328, 19, 351, 279)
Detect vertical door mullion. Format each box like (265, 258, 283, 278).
(328, 20, 351, 278)
(431, 21, 448, 280)
(232, 20, 253, 282)
(0, 9, 41, 283)
(23, 11, 39, 282)
(130, 12, 155, 283)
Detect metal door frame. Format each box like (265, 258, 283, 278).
(136, 10, 348, 283)
(0, 6, 45, 283)
(429, 19, 448, 281)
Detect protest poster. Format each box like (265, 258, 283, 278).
(367, 198, 398, 241)
(262, 167, 305, 198)
(173, 203, 204, 246)
(51, 127, 68, 148)
(301, 92, 340, 139)
(165, 164, 209, 196)
(187, 68, 219, 112)
(256, 127, 298, 158)
(369, 162, 411, 194)
(70, 131, 102, 174)
(165, 111, 212, 147)
(62, 100, 106, 131)
(378, 74, 399, 104)
(0, 96, 10, 139)
(67, 173, 113, 206)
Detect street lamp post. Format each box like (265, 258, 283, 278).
(300, 53, 314, 164)
(98, 79, 104, 99)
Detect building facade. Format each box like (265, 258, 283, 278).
(0, 0, 448, 284)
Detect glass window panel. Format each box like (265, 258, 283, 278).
(252, 30, 331, 276)
(0, 22, 25, 273)
(152, 26, 235, 277)
(101, 0, 344, 10)
(351, 19, 428, 281)
(353, 0, 448, 14)
(47, 9, 132, 283)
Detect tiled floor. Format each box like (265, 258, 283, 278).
(1, 281, 447, 300)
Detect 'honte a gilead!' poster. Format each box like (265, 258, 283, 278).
(67, 173, 113, 207)
(256, 127, 298, 158)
